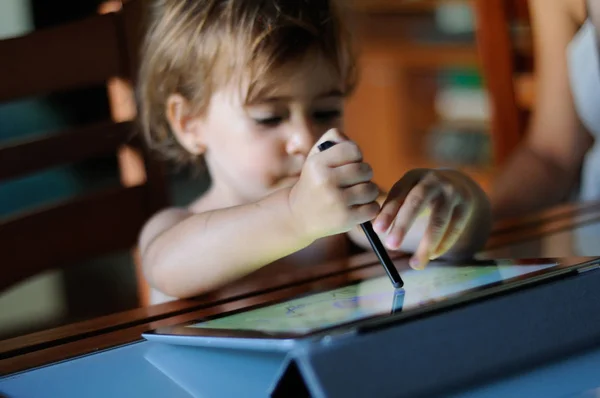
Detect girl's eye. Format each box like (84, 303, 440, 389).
(254, 116, 283, 127)
(313, 110, 342, 122)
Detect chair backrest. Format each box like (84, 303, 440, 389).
(473, 0, 534, 166)
(0, 9, 169, 292)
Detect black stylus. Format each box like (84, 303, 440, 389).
(317, 140, 404, 288)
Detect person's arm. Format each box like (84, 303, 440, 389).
(491, 0, 592, 220)
(139, 188, 313, 298)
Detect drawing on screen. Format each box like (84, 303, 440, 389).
(188, 262, 556, 333)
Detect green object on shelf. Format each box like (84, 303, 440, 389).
(440, 68, 483, 89)
(435, 2, 474, 34)
(426, 124, 491, 167)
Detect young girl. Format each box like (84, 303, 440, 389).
(136, 0, 492, 301)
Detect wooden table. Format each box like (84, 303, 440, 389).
(2, 201, 600, 395)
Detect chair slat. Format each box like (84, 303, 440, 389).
(473, 0, 524, 165)
(121, 0, 146, 81)
(0, 186, 149, 292)
(0, 13, 124, 103)
(0, 1, 170, 302)
(0, 121, 137, 182)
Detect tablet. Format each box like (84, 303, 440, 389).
(143, 256, 600, 351)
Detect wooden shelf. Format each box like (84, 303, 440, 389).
(361, 43, 480, 68)
(352, 0, 470, 14)
(349, 4, 481, 69)
(344, 0, 493, 193)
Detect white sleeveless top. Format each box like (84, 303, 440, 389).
(567, 18, 600, 201)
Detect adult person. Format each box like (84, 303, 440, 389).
(491, 0, 600, 219)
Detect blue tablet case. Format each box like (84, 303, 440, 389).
(269, 264, 600, 397)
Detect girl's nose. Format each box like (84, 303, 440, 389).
(285, 118, 316, 156)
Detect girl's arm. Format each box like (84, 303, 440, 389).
(139, 188, 312, 299)
(139, 132, 380, 299)
(348, 170, 492, 268)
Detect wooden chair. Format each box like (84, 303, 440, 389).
(0, 10, 169, 299)
(473, 0, 534, 166)
(98, 0, 158, 306)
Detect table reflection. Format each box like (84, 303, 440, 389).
(483, 221, 600, 259)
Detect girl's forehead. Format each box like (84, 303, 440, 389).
(244, 54, 345, 103)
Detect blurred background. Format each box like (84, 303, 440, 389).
(0, 0, 533, 340)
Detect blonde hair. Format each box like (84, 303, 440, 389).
(137, 0, 358, 164)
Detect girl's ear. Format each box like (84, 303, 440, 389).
(165, 94, 206, 155)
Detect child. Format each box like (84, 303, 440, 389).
(136, 0, 492, 301)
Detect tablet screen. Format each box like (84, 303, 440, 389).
(186, 260, 557, 334)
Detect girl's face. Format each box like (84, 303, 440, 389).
(193, 54, 346, 204)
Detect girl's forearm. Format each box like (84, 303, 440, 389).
(143, 187, 313, 298)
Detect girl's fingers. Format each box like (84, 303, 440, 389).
(409, 194, 456, 269)
(385, 174, 442, 250)
(373, 170, 423, 234)
(342, 182, 380, 206)
(429, 202, 474, 260)
(334, 162, 373, 188)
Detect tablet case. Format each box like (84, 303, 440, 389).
(266, 264, 600, 397)
(139, 262, 600, 397)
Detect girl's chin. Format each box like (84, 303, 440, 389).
(278, 176, 300, 187)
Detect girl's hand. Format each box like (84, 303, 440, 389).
(373, 168, 491, 269)
(287, 129, 380, 242)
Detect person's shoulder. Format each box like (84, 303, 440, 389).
(531, 0, 586, 23)
(138, 190, 222, 255)
(138, 206, 194, 256)
(564, 0, 587, 25)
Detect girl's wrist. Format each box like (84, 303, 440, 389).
(269, 187, 316, 247)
